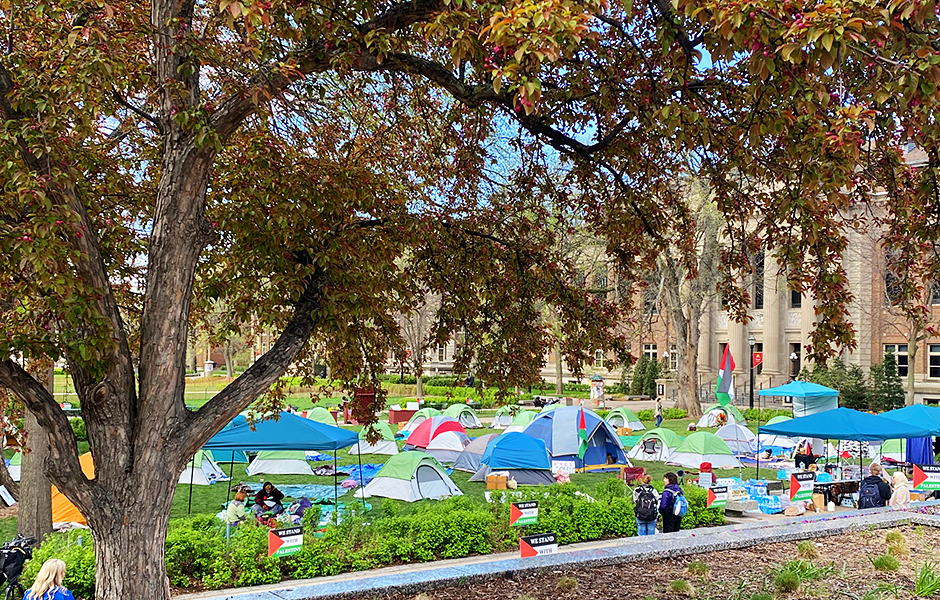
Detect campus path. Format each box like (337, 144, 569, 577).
(175, 503, 940, 600)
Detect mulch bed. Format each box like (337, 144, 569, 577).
(374, 526, 940, 600)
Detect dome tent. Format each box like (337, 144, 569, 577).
(355, 451, 462, 502)
(443, 404, 483, 428)
(468, 432, 555, 485)
(492, 406, 515, 429)
(307, 407, 337, 426)
(349, 421, 399, 456)
(424, 430, 471, 463)
(625, 428, 684, 462)
(405, 416, 466, 449)
(605, 407, 645, 431)
(246, 450, 314, 476)
(766, 415, 792, 425)
(503, 410, 537, 433)
(400, 407, 442, 435)
(715, 423, 757, 455)
(696, 403, 747, 428)
(523, 406, 629, 471)
(179, 450, 230, 485)
(7, 451, 20, 482)
(666, 431, 742, 469)
(453, 433, 500, 473)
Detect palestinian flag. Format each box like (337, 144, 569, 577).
(715, 345, 735, 407)
(577, 408, 588, 459)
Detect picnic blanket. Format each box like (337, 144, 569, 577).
(270, 484, 349, 501)
(345, 463, 384, 485)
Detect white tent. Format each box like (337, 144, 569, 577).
(179, 451, 230, 485)
(625, 429, 683, 463)
(349, 421, 399, 456)
(696, 405, 743, 428)
(716, 423, 757, 455)
(424, 431, 470, 463)
(355, 452, 462, 502)
(7, 452, 20, 482)
(492, 406, 514, 429)
(246, 450, 314, 476)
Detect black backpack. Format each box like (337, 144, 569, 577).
(635, 485, 658, 522)
(858, 480, 882, 509)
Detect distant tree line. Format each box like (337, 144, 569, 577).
(799, 350, 905, 413)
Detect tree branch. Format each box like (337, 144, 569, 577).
(111, 90, 164, 134)
(181, 270, 329, 455)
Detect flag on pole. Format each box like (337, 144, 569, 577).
(715, 346, 735, 407)
(577, 408, 588, 459)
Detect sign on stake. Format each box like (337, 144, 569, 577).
(707, 486, 729, 509)
(790, 472, 815, 502)
(510, 501, 538, 526)
(268, 526, 303, 557)
(520, 533, 557, 558)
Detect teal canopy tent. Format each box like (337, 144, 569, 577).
(758, 381, 838, 417)
(882, 404, 940, 436)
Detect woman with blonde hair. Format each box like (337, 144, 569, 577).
(26, 558, 74, 600)
(889, 471, 911, 509)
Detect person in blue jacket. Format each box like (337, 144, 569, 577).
(659, 472, 684, 533)
(26, 559, 75, 600)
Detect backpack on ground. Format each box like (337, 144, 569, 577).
(858, 480, 882, 509)
(673, 491, 689, 517)
(634, 486, 658, 522)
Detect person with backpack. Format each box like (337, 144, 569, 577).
(858, 463, 891, 509)
(633, 475, 660, 535)
(660, 472, 687, 533)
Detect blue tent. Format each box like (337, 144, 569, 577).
(209, 414, 249, 463)
(203, 411, 359, 451)
(882, 404, 940, 436)
(523, 406, 629, 471)
(759, 381, 838, 416)
(758, 407, 931, 441)
(479, 432, 551, 470)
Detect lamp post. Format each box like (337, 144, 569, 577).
(748, 336, 756, 410)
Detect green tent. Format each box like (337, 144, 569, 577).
(8, 451, 20, 482)
(766, 415, 791, 425)
(641, 427, 684, 448)
(879, 438, 906, 462)
(355, 451, 462, 502)
(246, 450, 313, 475)
(625, 427, 683, 461)
(605, 407, 646, 431)
(443, 404, 483, 428)
(509, 410, 537, 428)
(493, 406, 515, 428)
(401, 407, 443, 434)
(539, 404, 561, 414)
(359, 421, 395, 441)
(666, 431, 741, 469)
(697, 403, 747, 427)
(350, 421, 399, 455)
(307, 407, 337, 426)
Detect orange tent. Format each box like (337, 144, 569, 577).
(51, 452, 94, 525)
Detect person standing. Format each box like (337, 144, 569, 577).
(660, 472, 684, 533)
(889, 471, 911, 509)
(655, 398, 664, 428)
(858, 463, 891, 509)
(26, 559, 75, 600)
(633, 475, 660, 536)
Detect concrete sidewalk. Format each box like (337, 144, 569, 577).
(176, 505, 940, 600)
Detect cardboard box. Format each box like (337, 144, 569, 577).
(486, 475, 508, 490)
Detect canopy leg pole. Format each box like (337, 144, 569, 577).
(188, 454, 196, 515)
(333, 453, 338, 508)
(226, 450, 235, 506)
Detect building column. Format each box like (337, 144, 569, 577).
(729, 318, 745, 376)
(762, 265, 781, 376)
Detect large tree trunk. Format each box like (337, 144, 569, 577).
(555, 339, 563, 395)
(416, 372, 424, 399)
(224, 344, 234, 379)
(87, 472, 177, 600)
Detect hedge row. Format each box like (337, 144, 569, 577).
(24, 481, 723, 598)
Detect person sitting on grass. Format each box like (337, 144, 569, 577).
(252, 482, 285, 516)
(26, 559, 75, 600)
(226, 490, 249, 524)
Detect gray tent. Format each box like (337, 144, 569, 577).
(453, 433, 500, 473)
(467, 432, 556, 486)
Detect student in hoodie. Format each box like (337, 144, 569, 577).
(659, 472, 684, 533)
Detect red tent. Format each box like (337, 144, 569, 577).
(406, 416, 466, 448)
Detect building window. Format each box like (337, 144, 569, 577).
(931, 282, 940, 305)
(643, 344, 657, 362)
(593, 265, 608, 301)
(790, 290, 802, 308)
(669, 344, 678, 371)
(438, 345, 446, 362)
(594, 349, 604, 368)
(930, 345, 940, 379)
(753, 252, 764, 309)
(884, 344, 909, 377)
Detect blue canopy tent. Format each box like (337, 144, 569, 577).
(203, 411, 359, 512)
(758, 381, 839, 417)
(882, 404, 940, 466)
(759, 408, 933, 483)
(522, 406, 629, 471)
(208, 414, 249, 464)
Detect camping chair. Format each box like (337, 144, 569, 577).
(619, 466, 646, 483)
(641, 438, 659, 456)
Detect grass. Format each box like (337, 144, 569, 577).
(750, 594, 773, 600)
(870, 554, 901, 572)
(774, 570, 801, 593)
(797, 540, 819, 559)
(668, 579, 696, 597)
(687, 561, 710, 576)
(884, 531, 905, 545)
(556, 576, 578, 592)
(914, 561, 940, 597)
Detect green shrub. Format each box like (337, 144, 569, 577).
(22, 530, 96, 600)
(663, 408, 687, 420)
(636, 409, 654, 421)
(69, 417, 87, 441)
(871, 554, 901, 572)
(680, 486, 725, 530)
(166, 518, 226, 587)
(750, 594, 773, 600)
(742, 408, 793, 422)
(774, 571, 801, 593)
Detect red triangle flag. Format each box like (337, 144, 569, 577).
(520, 538, 537, 558)
(510, 504, 522, 526)
(913, 465, 927, 490)
(789, 474, 799, 500)
(268, 529, 284, 557)
(707, 488, 716, 507)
